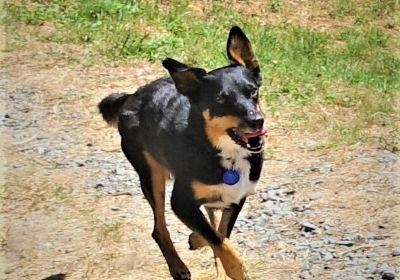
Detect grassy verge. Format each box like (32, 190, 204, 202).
(3, 0, 400, 151)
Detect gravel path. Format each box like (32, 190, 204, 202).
(1, 56, 399, 279)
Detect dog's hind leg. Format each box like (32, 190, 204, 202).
(218, 198, 246, 238)
(121, 140, 190, 280)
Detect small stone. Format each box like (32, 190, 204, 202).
(300, 271, 311, 279)
(364, 262, 378, 274)
(270, 184, 281, 190)
(37, 147, 46, 155)
(392, 249, 400, 256)
(293, 205, 307, 212)
(284, 190, 296, 195)
(115, 167, 125, 175)
(95, 183, 104, 189)
(310, 241, 324, 249)
(336, 240, 354, 247)
(41, 273, 66, 280)
(261, 192, 268, 202)
(308, 253, 322, 263)
(309, 191, 323, 200)
(322, 252, 333, 261)
(263, 199, 275, 208)
(381, 270, 396, 280)
(256, 217, 268, 227)
(302, 261, 312, 271)
(300, 222, 320, 233)
(312, 179, 323, 186)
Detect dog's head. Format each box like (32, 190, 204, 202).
(163, 26, 265, 151)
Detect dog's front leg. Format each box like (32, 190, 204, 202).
(188, 207, 220, 250)
(171, 181, 247, 280)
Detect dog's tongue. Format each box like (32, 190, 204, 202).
(241, 128, 268, 143)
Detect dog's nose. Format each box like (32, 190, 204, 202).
(248, 111, 264, 130)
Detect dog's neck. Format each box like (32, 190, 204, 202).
(186, 106, 218, 154)
(187, 105, 249, 159)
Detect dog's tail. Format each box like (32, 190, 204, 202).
(98, 93, 130, 126)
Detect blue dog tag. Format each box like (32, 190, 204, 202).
(223, 170, 240, 185)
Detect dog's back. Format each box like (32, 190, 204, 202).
(99, 76, 197, 170)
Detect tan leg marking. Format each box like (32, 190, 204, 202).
(212, 238, 247, 280)
(202, 109, 241, 148)
(215, 208, 236, 279)
(192, 181, 221, 201)
(143, 152, 189, 278)
(143, 151, 169, 231)
(218, 208, 235, 237)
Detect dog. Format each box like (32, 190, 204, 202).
(99, 26, 266, 280)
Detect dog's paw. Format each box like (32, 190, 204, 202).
(188, 232, 207, 250)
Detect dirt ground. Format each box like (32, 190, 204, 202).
(1, 38, 400, 280)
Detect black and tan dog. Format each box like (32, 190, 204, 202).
(99, 26, 266, 280)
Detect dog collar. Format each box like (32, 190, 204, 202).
(223, 169, 240, 185)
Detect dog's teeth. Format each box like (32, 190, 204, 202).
(246, 144, 251, 148)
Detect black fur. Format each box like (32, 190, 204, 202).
(98, 92, 129, 125)
(99, 26, 265, 280)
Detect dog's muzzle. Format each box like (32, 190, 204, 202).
(228, 127, 267, 153)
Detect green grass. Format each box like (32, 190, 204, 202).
(3, 0, 400, 151)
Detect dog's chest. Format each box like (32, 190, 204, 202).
(204, 147, 258, 208)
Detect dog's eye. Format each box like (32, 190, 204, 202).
(249, 87, 259, 101)
(217, 91, 229, 104)
(245, 85, 258, 98)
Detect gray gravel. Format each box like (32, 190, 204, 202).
(2, 84, 399, 280)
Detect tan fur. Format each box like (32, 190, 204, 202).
(212, 238, 247, 280)
(229, 36, 259, 70)
(192, 181, 220, 201)
(143, 152, 186, 272)
(188, 231, 208, 250)
(202, 109, 241, 149)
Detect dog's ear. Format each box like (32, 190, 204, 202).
(227, 26, 260, 73)
(162, 58, 207, 96)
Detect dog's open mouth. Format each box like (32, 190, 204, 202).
(228, 127, 267, 152)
